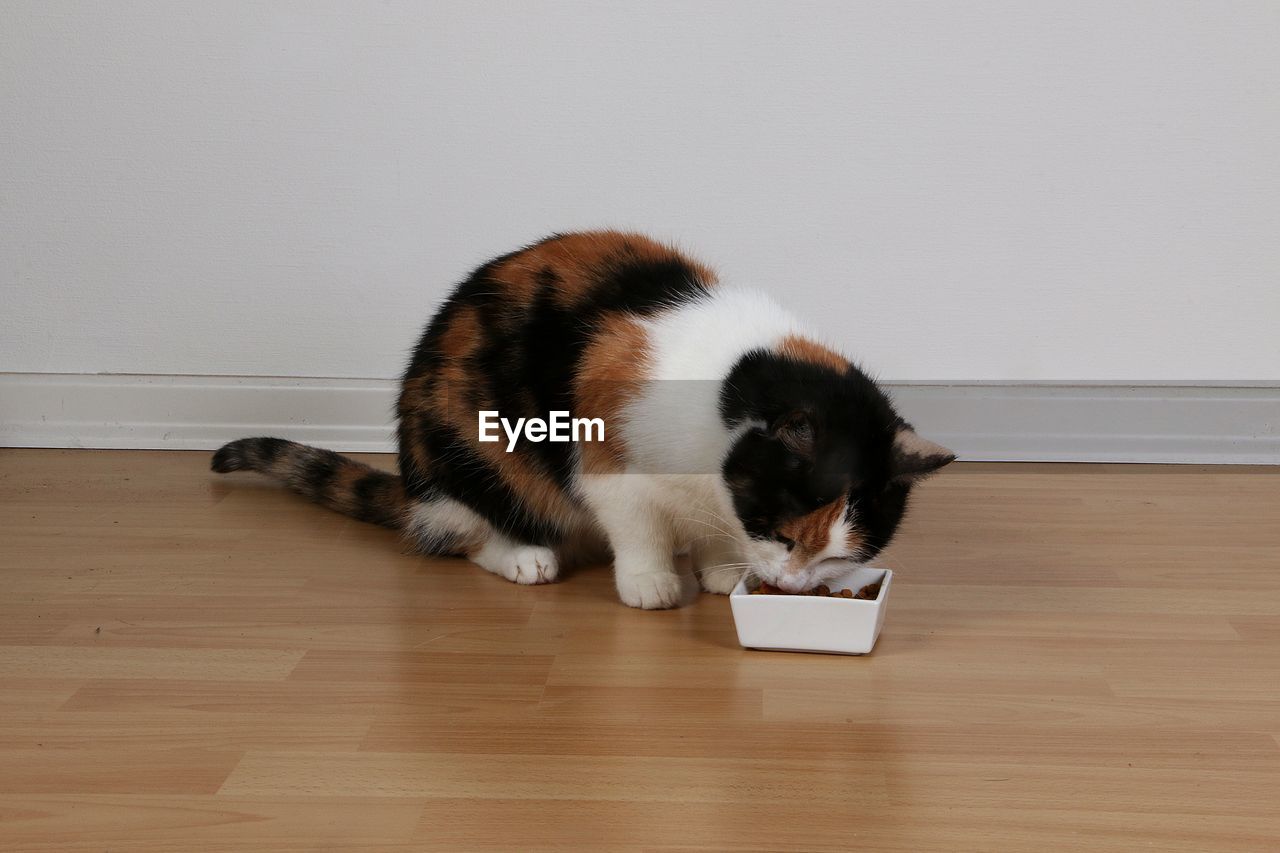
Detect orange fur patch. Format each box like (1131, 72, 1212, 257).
(436, 305, 483, 364)
(328, 464, 365, 514)
(776, 335, 850, 373)
(778, 498, 846, 564)
(396, 410, 434, 489)
(575, 314, 651, 473)
(430, 306, 493, 422)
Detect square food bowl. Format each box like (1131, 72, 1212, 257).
(729, 567, 892, 655)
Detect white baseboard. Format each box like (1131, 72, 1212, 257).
(0, 374, 398, 454)
(886, 383, 1279, 464)
(2, 373, 1277, 464)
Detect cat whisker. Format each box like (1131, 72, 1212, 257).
(679, 525, 737, 539)
(675, 507, 737, 527)
(677, 506, 736, 524)
(698, 563, 753, 581)
(674, 515, 739, 540)
(686, 527, 737, 540)
(874, 552, 906, 573)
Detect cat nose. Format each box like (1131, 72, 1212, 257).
(776, 574, 808, 593)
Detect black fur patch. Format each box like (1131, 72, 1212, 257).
(256, 436, 289, 466)
(296, 449, 341, 499)
(514, 280, 588, 484)
(211, 436, 289, 473)
(351, 471, 402, 527)
(590, 254, 711, 314)
(400, 414, 562, 546)
(210, 443, 243, 473)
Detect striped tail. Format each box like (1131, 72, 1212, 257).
(211, 437, 408, 529)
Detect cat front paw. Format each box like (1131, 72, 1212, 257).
(616, 569, 684, 610)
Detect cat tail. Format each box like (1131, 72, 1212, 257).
(211, 437, 408, 529)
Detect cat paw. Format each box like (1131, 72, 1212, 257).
(473, 543, 559, 585)
(505, 546, 559, 584)
(616, 570, 684, 609)
(698, 566, 744, 595)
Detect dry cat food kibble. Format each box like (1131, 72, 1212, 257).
(751, 580, 882, 600)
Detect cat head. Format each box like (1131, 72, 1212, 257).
(720, 350, 953, 592)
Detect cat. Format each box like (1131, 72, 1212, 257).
(212, 231, 954, 608)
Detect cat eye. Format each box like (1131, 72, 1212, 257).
(776, 535, 796, 551)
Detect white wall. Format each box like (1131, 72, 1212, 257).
(3, 1, 1278, 383)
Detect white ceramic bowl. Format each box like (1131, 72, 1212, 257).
(729, 567, 892, 655)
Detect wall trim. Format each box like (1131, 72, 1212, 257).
(2, 373, 1277, 464)
(0, 374, 398, 454)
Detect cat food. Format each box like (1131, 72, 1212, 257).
(750, 579, 882, 600)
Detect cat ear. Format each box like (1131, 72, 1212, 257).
(892, 427, 955, 481)
(771, 411, 816, 457)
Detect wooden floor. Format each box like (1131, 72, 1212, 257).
(1, 449, 1278, 851)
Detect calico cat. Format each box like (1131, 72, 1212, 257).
(212, 231, 954, 608)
